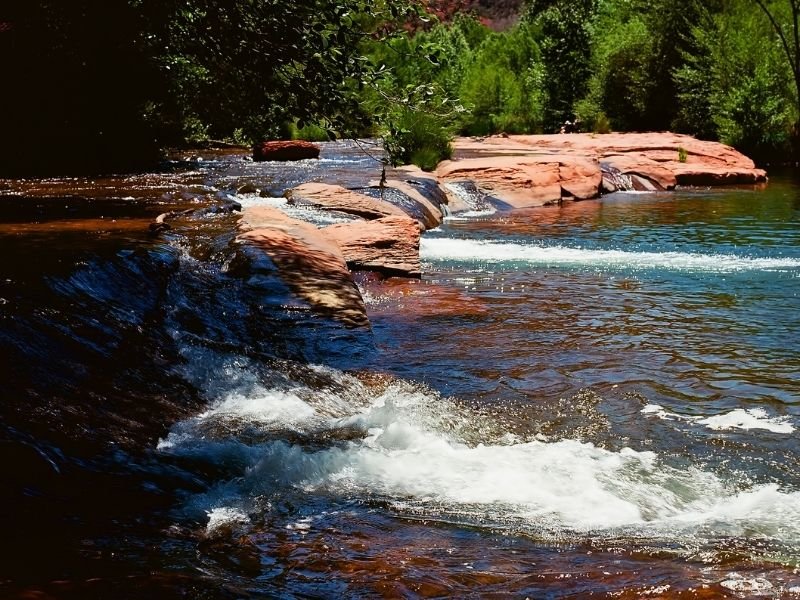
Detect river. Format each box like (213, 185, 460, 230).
(1, 143, 799, 598)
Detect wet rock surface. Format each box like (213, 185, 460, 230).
(253, 140, 321, 162)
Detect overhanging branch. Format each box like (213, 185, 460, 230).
(753, 0, 800, 74)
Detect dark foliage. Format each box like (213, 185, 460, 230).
(0, 1, 407, 176)
(0, 1, 164, 175)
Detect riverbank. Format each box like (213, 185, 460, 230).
(223, 132, 767, 328)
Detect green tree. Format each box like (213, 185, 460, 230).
(526, 0, 597, 131)
(459, 24, 546, 135)
(642, 0, 711, 130)
(363, 16, 485, 169)
(575, 9, 654, 132)
(0, 0, 418, 175)
(675, 0, 794, 156)
(748, 0, 800, 134)
(575, 0, 714, 133)
(672, 12, 719, 139)
(138, 0, 415, 143)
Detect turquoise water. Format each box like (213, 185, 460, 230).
(149, 172, 799, 596)
(377, 180, 800, 414)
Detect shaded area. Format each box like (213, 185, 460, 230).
(0, 159, 376, 595)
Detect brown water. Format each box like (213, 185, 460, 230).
(2, 146, 800, 598)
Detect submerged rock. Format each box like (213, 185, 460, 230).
(253, 140, 321, 162)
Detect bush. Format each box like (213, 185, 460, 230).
(383, 109, 453, 171)
(593, 112, 612, 134)
(289, 122, 331, 142)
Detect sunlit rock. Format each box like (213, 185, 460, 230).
(253, 140, 321, 162)
(448, 132, 766, 196)
(437, 154, 602, 208)
(287, 183, 411, 221)
(239, 206, 369, 328)
(325, 216, 422, 278)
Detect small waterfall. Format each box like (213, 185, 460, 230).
(443, 181, 497, 218)
(600, 162, 635, 192)
(601, 162, 663, 192)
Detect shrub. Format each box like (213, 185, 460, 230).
(594, 112, 612, 134)
(289, 122, 331, 142)
(383, 108, 454, 171)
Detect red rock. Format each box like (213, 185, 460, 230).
(286, 183, 412, 222)
(437, 154, 601, 208)
(451, 132, 766, 191)
(324, 216, 422, 277)
(253, 140, 321, 162)
(673, 168, 768, 186)
(238, 206, 369, 327)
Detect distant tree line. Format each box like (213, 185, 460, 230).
(0, 0, 796, 175)
(0, 0, 411, 175)
(366, 0, 800, 166)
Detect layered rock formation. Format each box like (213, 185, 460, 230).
(438, 154, 602, 208)
(325, 216, 422, 277)
(234, 181, 434, 326)
(287, 183, 413, 222)
(448, 133, 766, 205)
(230, 132, 766, 330)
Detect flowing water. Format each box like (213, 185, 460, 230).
(1, 145, 799, 598)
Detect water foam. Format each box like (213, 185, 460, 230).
(421, 238, 800, 273)
(642, 404, 795, 434)
(206, 506, 249, 535)
(232, 194, 357, 225)
(161, 375, 800, 544)
(443, 182, 497, 219)
(720, 573, 775, 594)
(444, 209, 498, 221)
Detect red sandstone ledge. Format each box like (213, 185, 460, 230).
(440, 132, 767, 208)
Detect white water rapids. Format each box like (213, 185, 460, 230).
(421, 237, 800, 273)
(158, 366, 800, 549)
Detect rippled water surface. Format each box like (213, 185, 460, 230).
(2, 148, 800, 598)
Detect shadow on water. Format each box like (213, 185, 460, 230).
(0, 154, 376, 597)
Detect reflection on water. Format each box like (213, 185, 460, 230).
(2, 149, 800, 597)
